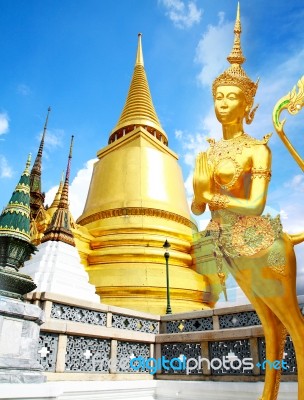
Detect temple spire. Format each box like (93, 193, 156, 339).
(0, 154, 32, 243)
(41, 136, 75, 246)
(0, 154, 37, 298)
(30, 107, 51, 220)
(109, 34, 168, 145)
(59, 135, 74, 209)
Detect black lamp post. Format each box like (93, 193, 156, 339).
(163, 239, 172, 314)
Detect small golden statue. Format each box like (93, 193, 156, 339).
(192, 3, 304, 400)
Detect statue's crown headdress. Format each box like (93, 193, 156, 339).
(212, 3, 258, 108)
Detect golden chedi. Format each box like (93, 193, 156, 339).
(77, 34, 209, 314)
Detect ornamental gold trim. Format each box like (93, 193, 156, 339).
(77, 207, 196, 230)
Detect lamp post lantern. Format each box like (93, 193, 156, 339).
(163, 239, 172, 314)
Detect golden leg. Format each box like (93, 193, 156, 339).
(228, 234, 304, 400)
(226, 260, 285, 400)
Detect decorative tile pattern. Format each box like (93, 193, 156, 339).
(258, 336, 297, 375)
(166, 317, 213, 333)
(161, 343, 202, 374)
(37, 332, 59, 372)
(65, 336, 111, 372)
(116, 341, 150, 373)
(112, 314, 159, 334)
(209, 339, 253, 375)
(219, 311, 261, 329)
(50, 303, 107, 326)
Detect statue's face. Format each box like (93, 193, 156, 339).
(214, 85, 247, 125)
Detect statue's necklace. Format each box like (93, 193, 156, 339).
(208, 133, 255, 190)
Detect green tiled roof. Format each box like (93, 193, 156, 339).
(0, 155, 31, 242)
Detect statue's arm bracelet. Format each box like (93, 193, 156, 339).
(251, 168, 271, 181)
(209, 194, 229, 211)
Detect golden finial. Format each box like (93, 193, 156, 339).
(227, 2, 245, 65)
(47, 171, 65, 216)
(135, 33, 144, 67)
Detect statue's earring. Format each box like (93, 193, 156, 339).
(245, 104, 259, 125)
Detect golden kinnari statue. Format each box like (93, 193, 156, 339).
(192, 3, 304, 400)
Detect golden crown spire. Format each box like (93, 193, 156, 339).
(109, 34, 168, 145)
(227, 2, 245, 65)
(212, 3, 258, 113)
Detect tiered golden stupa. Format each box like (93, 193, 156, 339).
(75, 34, 209, 313)
(29, 34, 211, 314)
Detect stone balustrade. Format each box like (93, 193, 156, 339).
(25, 292, 160, 381)
(24, 292, 304, 383)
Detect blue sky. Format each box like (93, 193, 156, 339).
(1, 0, 304, 292)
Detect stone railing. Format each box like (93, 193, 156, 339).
(155, 298, 304, 382)
(25, 293, 304, 382)
(25, 292, 160, 381)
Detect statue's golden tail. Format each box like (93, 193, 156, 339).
(289, 232, 304, 245)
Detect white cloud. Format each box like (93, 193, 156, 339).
(0, 155, 13, 178)
(174, 129, 183, 139)
(17, 84, 31, 96)
(199, 106, 222, 140)
(44, 129, 64, 149)
(37, 129, 64, 159)
(44, 185, 58, 208)
(250, 50, 304, 139)
(279, 209, 288, 220)
(184, 170, 193, 197)
(0, 112, 9, 136)
(284, 174, 304, 192)
(45, 158, 97, 220)
(69, 158, 96, 219)
(195, 12, 233, 86)
(160, 0, 202, 29)
(174, 106, 222, 174)
(259, 178, 304, 295)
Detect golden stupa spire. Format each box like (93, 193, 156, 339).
(41, 136, 75, 246)
(109, 33, 168, 145)
(135, 33, 144, 67)
(47, 171, 64, 218)
(227, 2, 245, 65)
